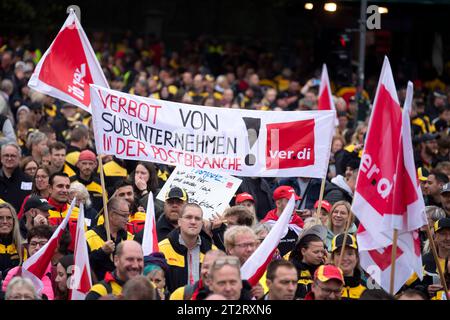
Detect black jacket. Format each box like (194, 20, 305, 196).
(0, 167, 32, 212)
(237, 177, 275, 220)
(156, 214, 177, 242)
(277, 177, 323, 209)
(323, 182, 353, 204)
(85, 225, 133, 281)
(158, 228, 216, 293)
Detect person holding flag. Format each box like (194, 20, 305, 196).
(261, 186, 304, 256)
(85, 198, 133, 281)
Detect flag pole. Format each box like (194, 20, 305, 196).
(314, 178, 327, 221)
(389, 228, 399, 295)
(98, 154, 111, 242)
(337, 210, 353, 269)
(425, 223, 449, 299)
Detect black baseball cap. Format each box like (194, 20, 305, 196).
(165, 187, 188, 202)
(331, 233, 358, 252)
(24, 195, 55, 212)
(434, 217, 450, 233)
(441, 183, 450, 194)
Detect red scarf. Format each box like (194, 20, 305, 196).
(47, 198, 68, 212)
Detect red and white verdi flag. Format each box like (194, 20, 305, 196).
(22, 199, 77, 293)
(318, 64, 337, 126)
(142, 192, 159, 256)
(28, 9, 109, 113)
(353, 59, 426, 293)
(70, 204, 92, 300)
(241, 195, 296, 285)
(318, 64, 335, 112)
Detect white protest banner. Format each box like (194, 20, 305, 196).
(90, 84, 335, 178)
(156, 165, 242, 219)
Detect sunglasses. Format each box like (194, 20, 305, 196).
(211, 256, 240, 270)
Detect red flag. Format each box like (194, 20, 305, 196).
(142, 192, 159, 255)
(318, 64, 335, 111)
(318, 64, 338, 126)
(241, 196, 297, 285)
(22, 199, 76, 293)
(353, 58, 426, 293)
(70, 204, 92, 300)
(28, 10, 108, 113)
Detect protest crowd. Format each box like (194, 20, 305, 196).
(0, 16, 450, 301)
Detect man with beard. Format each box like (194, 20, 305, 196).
(71, 150, 103, 212)
(418, 133, 440, 170)
(439, 183, 450, 217)
(48, 142, 76, 177)
(156, 187, 188, 241)
(86, 240, 144, 300)
(86, 198, 134, 281)
(134, 186, 188, 244)
(158, 203, 216, 293)
(424, 171, 449, 206)
(422, 218, 450, 298)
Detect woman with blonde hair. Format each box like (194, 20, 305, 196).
(326, 200, 357, 251)
(0, 202, 25, 276)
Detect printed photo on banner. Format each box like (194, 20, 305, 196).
(89, 84, 335, 178)
(156, 165, 242, 219)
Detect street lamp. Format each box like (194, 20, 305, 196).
(324, 2, 337, 12)
(304, 3, 314, 10)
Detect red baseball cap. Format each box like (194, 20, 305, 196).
(314, 200, 332, 213)
(235, 192, 255, 204)
(273, 185, 300, 201)
(78, 150, 97, 163)
(314, 265, 344, 284)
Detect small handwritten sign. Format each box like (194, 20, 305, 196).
(157, 165, 242, 219)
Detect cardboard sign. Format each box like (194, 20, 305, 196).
(156, 166, 242, 219)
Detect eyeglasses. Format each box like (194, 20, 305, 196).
(0, 216, 13, 222)
(113, 211, 130, 220)
(316, 283, 343, 295)
(29, 240, 48, 248)
(233, 242, 258, 249)
(211, 256, 241, 269)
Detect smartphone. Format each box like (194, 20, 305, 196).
(312, 79, 321, 86)
(432, 273, 441, 285)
